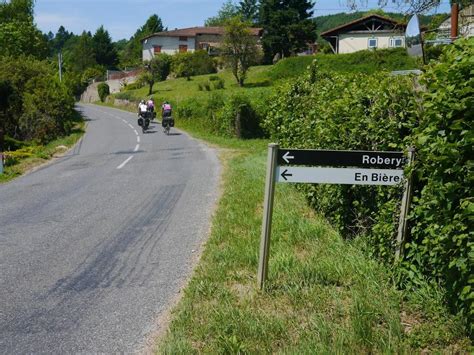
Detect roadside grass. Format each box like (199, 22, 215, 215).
(154, 122, 470, 353)
(0, 112, 85, 184)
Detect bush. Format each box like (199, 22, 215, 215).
(263, 38, 473, 329)
(97, 82, 110, 102)
(0, 56, 76, 143)
(215, 94, 262, 138)
(404, 38, 473, 330)
(212, 77, 225, 90)
(171, 50, 216, 79)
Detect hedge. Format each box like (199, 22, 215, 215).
(263, 38, 473, 331)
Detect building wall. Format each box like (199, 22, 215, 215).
(338, 32, 405, 54)
(142, 36, 196, 61)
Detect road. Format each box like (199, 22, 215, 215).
(0, 104, 220, 353)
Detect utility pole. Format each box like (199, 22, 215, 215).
(451, 3, 459, 41)
(58, 51, 63, 82)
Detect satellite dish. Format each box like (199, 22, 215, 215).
(405, 14, 424, 58)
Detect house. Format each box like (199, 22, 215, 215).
(321, 14, 407, 54)
(438, 4, 474, 38)
(141, 26, 263, 61)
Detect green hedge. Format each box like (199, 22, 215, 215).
(175, 91, 268, 139)
(263, 38, 473, 331)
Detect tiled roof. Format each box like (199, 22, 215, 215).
(142, 26, 263, 41)
(321, 14, 406, 37)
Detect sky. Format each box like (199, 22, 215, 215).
(34, 0, 452, 41)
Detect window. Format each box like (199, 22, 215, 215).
(179, 45, 188, 53)
(368, 38, 378, 49)
(179, 36, 188, 41)
(153, 46, 162, 53)
(390, 37, 403, 48)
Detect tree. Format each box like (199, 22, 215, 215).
(97, 83, 110, 102)
(239, 0, 260, 24)
(69, 31, 97, 72)
(221, 17, 261, 87)
(92, 26, 118, 68)
(205, 0, 240, 26)
(141, 54, 171, 95)
(120, 15, 164, 68)
(0, 0, 48, 59)
(259, 0, 317, 63)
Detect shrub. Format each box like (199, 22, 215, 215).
(212, 77, 225, 90)
(216, 94, 262, 138)
(203, 82, 211, 91)
(0, 56, 75, 143)
(97, 82, 110, 102)
(403, 38, 473, 329)
(171, 50, 216, 78)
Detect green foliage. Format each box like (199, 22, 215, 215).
(263, 38, 474, 330)
(205, 0, 240, 26)
(171, 51, 216, 79)
(267, 48, 418, 82)
(0, 56, 75, 143)
(221, 17, 262, 87)
(92, 25, 118, 68)
(0, 0, 47, 59)
(119, 14, 164, 68)
(68, 31, 97, 72)
(259, 0, 317, 63)
(403, 38, 474, 331)
(143, 54, 171, 95)
(97, 83, 110, 102)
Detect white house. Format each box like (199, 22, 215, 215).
(141, 26, 263, 61)
(321, 14, 407, 54)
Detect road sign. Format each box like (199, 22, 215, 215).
(276, 166, 403, 185)
(258, 144, 414, 290)
(278, 149, 405, 169)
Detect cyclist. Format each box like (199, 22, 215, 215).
(161, 101, 172, 119)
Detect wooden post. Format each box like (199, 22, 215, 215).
(451, 3, 459, 41)
(395, 147, 415, 262)
(258, 143, 279, 290)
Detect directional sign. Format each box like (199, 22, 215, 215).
(277, 149, 406, 169)
(276, 166, 404, 186)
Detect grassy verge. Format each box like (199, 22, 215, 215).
(153, 122, 470, 352)
(0, 112, 85, 184)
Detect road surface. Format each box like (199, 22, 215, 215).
(0, 104, 220, 353)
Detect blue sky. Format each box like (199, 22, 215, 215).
(34, 0, 451, 41)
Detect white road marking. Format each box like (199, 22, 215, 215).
(128, 123, 134, 129)
(134, 144, 139, 152)
(117, 156, 134, 169)
(134, 130, 139, 136)
(137, 136, 140, 143)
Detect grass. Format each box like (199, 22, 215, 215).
(152, 122, 471, 353)
(0, 113, 85, 184)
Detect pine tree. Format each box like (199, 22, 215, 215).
(259, 0, 317, 63)
(92, 26, 118, 68)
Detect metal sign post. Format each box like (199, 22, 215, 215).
(257, 143, 279, 289)
(258, 145, 412, 289)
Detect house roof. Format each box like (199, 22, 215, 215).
(142, 26, 263, 42)
(321, 14, 406, 37)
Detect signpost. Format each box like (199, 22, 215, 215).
(257, 144, 414, 289)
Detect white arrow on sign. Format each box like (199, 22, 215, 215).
(282, 151, 295, 164)
(276, 166, 404, 186)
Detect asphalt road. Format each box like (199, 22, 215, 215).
(0, 104, 220, 353)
